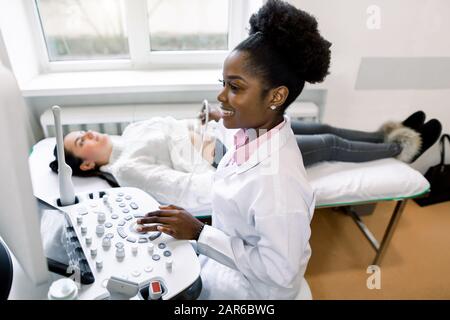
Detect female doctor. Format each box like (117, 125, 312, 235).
(137, 0, 331, 299)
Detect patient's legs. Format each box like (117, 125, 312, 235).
(290, 120, 384, 143)
(297, 134, 401, 167)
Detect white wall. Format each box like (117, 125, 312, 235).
(0, 29, 11, 70)
(0, 0, 40, 87)
(0, 1, 41, 146)
(292, 0, 450, 171)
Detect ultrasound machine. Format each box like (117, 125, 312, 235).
(0, 63, 202, 300)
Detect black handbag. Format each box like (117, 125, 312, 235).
(415, 134, 450, 206)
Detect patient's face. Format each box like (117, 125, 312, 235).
(217, 50, 277, 131)
(64, 130, 111, 165)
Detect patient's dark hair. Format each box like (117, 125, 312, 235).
(49, 145, 119, 187)
(235, 0, 331, 111)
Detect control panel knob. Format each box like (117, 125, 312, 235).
(90, 248, 97, 257)
(85, 236, 92, 246)
(115, 248, 125, 260)
(97, 212, 106, 224)
(132, 246, 138, 255)
(102, 237, 111, 249)
(80, 225, 87, 236)
(147, 244, 154, 255)
(96, 259, 103, 270)
(96, 225, 105, 236)
(165, 259, 173, 270)
(76, 216, 83, 225)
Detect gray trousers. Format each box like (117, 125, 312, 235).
(212, 121, 402, 168)
(291, 121, 401, 167)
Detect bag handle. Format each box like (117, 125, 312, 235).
(440, 134, 450, 165)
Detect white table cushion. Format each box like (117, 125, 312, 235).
(308, 158, 429, 207)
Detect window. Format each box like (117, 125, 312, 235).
(30, 0, 262, 71)
(147, 0, 229, 51)
(35, 0, 129, 61)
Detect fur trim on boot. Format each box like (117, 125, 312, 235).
(386, 127, 422, 163)
(379, 121, 404, 136)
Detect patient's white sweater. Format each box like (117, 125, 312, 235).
(101, 117, 217, 212)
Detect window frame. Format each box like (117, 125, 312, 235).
(27, 0, 255, 73)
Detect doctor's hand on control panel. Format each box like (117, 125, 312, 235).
(137, 204, 205, 241)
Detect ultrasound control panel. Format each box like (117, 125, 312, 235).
(51, 187, 201, 300)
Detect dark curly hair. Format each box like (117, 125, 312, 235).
(49, 144, 119, 187)
(235, 0, 331, 111)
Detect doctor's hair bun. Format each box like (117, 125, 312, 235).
(248, 0, 331, 84)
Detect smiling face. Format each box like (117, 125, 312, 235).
(217, 50, 288, 131)
(64, 130, 112, 170)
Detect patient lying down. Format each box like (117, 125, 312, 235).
(50, 116, 218, 211)
(49, 111, 441, 211)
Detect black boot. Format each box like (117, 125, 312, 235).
(379, 111, 425, 136)
(411, 119, 442, 162)
(402, 111, 426, 131)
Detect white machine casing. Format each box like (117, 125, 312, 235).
(0, 64, 50, 298)
(51, 187, 201, 300)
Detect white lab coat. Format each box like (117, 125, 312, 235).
(196, 115, 315, 300)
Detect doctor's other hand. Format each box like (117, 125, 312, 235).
(137, 204, 204, 240)
(198, 104, 222, 124)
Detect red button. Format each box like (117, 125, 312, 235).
(151, 281, 161, 293)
